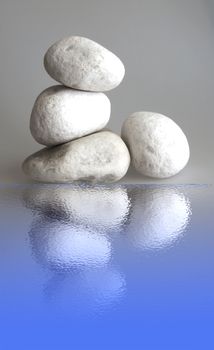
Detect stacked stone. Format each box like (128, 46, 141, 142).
(23, 36, 130, 183)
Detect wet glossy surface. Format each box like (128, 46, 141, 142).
(0, 184, 213, 349)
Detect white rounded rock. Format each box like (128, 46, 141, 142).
(30, 85, 111, 146)
(22, 131, 130, 183)
(121, 112, 190, 178)
(44, 36, 125, 92)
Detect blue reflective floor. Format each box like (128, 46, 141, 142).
(0, 184, 213, 349)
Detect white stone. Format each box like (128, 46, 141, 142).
(30, 219, 111, 271)
(44, 36, 125, 92)
(23, 185, 130, 232)
(125, 187, 191, 250)
(22, 131, 130, 183)
(30, 85, 111, 146)
(121, 112, 190, 178)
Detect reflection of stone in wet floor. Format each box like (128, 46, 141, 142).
(23, 185, 130, 232)
(29, 217, 112, 272)
(48, 268, 126, 316)
(24, 185, 128, 314)
(125, 186, 191, 250)
(21, 185, 193, 315)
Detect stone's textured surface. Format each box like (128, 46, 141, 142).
(44, 36, 125, 92)
(121, 111, 190, 178)
(23, 185, 130, 232)
(30, 85, 111, 146)
(125, 187, 191, 250)
(22, 131, 130, 183)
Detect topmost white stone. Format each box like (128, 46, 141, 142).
(44, 36, 125, 92)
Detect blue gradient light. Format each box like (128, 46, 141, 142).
(0, 185, 213, 349)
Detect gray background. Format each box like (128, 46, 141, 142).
(0, 0, 213, 184)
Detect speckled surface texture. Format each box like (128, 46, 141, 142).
(23, 131, 130, 183)
(44, 36, 125, 92)
(122, 112, 190, 178)
(30, 85, 111, 146)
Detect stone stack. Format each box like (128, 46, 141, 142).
(23, 36, 130, 183)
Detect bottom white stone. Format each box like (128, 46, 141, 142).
(23, 130, 130, 183)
